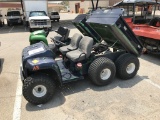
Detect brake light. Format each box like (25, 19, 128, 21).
(77, 63, 82, 69)
(59, 55, 63, 58)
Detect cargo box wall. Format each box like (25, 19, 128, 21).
(23, 0, 48, 22)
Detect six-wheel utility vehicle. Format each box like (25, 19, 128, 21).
(21, 8, 143, 105)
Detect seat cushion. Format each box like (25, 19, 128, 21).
(59, 45, 75, 55)
(66, 50, 86, 62)
(48, 44, 57, 52)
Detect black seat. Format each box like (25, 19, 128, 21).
(59, 33, 82, 55)
(149, 17, 160, 27)
(66, 36, 93, 62)
(54, 27, 70, 42)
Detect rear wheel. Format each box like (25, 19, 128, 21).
(88, 57, 116, 86)
(115, 53, 139, 80)
(23, 73, 56, 105)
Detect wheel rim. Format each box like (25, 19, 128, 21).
(100, 68, 111, 80)
(32, 85, 47, 98)
(126, 63, 136, 74)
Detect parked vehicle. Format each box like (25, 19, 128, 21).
(50, 11, 60, 22)
(5, 10, 23, 26)
(0, 14, 4, 27)
(114, 0, 160, 54)
(21, 8, 143, 105)
(23, 0, 51, 32)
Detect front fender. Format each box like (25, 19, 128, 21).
(24, 57, 62, 84)
(30, 35, 48, 45)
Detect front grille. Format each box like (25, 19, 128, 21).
(34, 20, 47, 25)
(10, 18, 19, 22)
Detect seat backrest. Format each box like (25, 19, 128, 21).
(63, 27, 70, 40)
(149, 17, 160, 27)
(70, 33, 82, 48)
(78, 36, 93, 58)
(56, 26, 67, 35)
(58, 27, 70, 41)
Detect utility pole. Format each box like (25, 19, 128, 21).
(21, 0, 24, 13)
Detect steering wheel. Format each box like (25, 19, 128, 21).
(50, 37, 66, 46)
(45, 28, 53, 37)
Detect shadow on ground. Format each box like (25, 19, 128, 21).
(26, 75, 145, 111)
(0, 58, 4, 74)
(0, 24, 28, 34)
(140, 54, 160, 66)
(0, 20, 76, 34)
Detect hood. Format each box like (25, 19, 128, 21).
(6, 16, 21, 19)
(29, 16, 50, 20)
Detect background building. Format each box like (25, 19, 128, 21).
(69, 0, 109, 13)
(0, 2, 64, 17)
(109, 0, 121, 6)
(0, 2, 22, 16)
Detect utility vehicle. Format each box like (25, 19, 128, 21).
(21, 8, 143, 105)
(23, 0, 51, 32)
(50, 11, 60, 22)
(114, 0, 160, 54)
(5, 10, 23, 26)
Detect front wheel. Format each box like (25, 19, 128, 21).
(88, 57, 116, 86)
(115, 53, 139, 80)
(23, 74, 56, 105)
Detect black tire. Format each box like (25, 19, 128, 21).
(7, 22, 10, 26)
(29, 28, 33, 32)
(57, 19, 59, 22)
(88, 57, 116, 86)
(115, 53, 139, 80)
(23, 74, 56, 105)
(20, 21, 23, 25)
